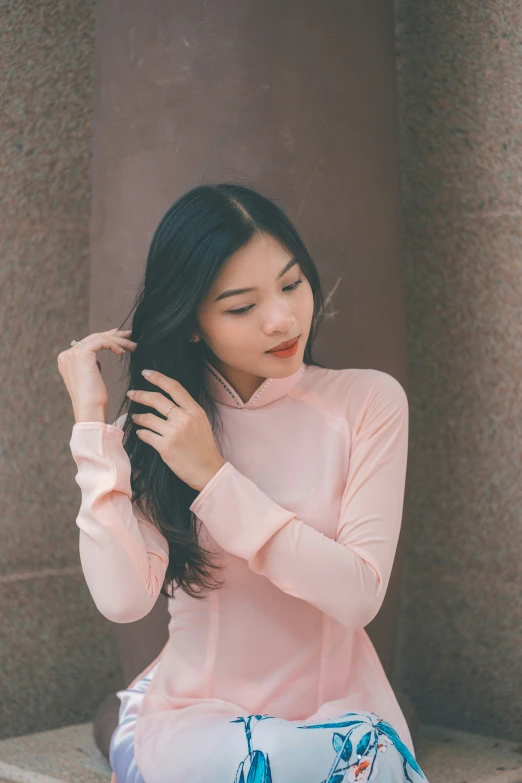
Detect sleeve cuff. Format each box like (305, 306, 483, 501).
(189, 462, 296, 563)
(71, 421, 124, 434)
(189, 460, 234, 508)
(69, 421, 132, 498)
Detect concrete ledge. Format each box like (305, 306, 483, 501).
(416, 724, 522, 783)
(0, 721, 521, 782)
(0, 723, 110, 783)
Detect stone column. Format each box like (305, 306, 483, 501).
(393, 0, 522, 742)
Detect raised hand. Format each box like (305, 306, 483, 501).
(57, 328, 137, 423)
(128, 369, 226, 492)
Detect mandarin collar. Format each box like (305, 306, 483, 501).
(204, 358, 306, 409)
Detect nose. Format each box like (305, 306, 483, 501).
(263, 307, 297, 334)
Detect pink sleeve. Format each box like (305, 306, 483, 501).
(189, 371, 409, 629)
(69, 417, 169, 623)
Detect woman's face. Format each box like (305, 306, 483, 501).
(196, 231, 315, 399)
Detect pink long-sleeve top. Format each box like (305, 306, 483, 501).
(69, 358, 413, 776)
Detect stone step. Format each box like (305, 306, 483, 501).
(0, 721, 520, 783)
(0, 723, 110, 783)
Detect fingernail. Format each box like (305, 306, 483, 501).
(142, 369, 152, 377)
(127, 390, 135, 396)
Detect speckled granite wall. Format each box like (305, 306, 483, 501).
(393, 1, 522, 741)
(0, 1, 123, 738)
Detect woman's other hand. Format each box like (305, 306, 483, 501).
(57, 328, 138, 423)
(127, 370, 226, 492)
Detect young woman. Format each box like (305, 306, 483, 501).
(58, 183, 429, 783)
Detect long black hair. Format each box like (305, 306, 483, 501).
(113, 182, 327, 601)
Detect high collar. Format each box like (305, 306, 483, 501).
(204, 358, 306, 409)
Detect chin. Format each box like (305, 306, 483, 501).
(264, 351, 302, 372)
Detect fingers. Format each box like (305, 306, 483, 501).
(105, 329, 137, 347)
(57, 328, 138, 370)
(136, 370, 196, 412)
(104, 328, 137, 352)
(80, 334, 126, 356)
(130, 410, 170, 435)
(114, 336, 138, 350)
(127, 390, 171, 413)
(69, 329, 137, 357)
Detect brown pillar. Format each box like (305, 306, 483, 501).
(90, 0, 415, 758)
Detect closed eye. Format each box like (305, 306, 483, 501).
(227, 279, 305, 315)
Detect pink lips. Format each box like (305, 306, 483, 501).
(266, 336, 299, 353)
(266, 336, 299, 357)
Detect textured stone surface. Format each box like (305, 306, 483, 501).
(417, 724, 522, 783)
(0, 224, 93, 577)
(0, 722, 111, 783)
(0, 573, 123, 740)
(0, 0, 95, 578)
(394, 0, 522, 741)
(0, 0, 95, 227)
(0, 0, 119, 743)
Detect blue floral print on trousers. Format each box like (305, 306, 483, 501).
(109, 664, 429, 783)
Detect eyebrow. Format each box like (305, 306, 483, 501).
(213, 257, 299, 302)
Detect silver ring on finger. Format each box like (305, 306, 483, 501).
(165, 404, 176, 419)
(70, 340, 84, 346)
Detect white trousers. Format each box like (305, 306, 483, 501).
(109, 662, 430, 783)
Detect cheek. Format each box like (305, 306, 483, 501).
(300, 282, 315, 319)
(198, 306, 244, 344)
(223, 318, 251, 342)
(208, 315, 252, 350)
